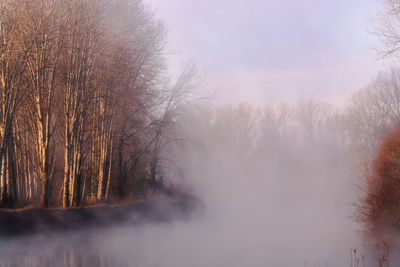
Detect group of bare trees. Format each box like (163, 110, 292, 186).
(187, 100, 340, 156)
(176, 0, 400, 242)
(352, 0, 400, 238)
(0, 0, 190, 208)
(178, 65, 400, 230)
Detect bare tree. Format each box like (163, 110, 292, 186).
(147, 64, 198, 187)
(0, 0, 32, 207)
(59, 0, 104, 207)
(13, 0, 63, 208)
(371, 0, 400, 58)
(344, 67, 400, 160)
(0, 0, 188, 208)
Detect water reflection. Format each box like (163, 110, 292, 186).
(0, 231, 124, 267)
(0, 250, 115, 267)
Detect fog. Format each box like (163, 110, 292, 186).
(0, 0, 394, 265)
(0, 101, 372, 267)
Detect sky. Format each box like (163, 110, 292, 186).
(147, 0, 390, 106)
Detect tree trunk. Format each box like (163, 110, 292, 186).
(40, 172, 49, 208)
(63, 129, 70, 208)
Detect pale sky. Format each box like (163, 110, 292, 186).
(148, 0, 389, 106)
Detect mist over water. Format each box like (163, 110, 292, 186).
(0, 0, 395, 266)
(0, 103, 367, 267)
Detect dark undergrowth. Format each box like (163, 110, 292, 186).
(0, 191, 202, 238)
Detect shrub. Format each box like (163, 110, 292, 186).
(358, 127, 400, 235)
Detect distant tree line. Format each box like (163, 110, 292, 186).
(0, 0, 194, 208)
(177, 65, 400, 240)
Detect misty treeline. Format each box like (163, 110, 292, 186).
(183, 67, 400, 163)
(0, 0, 195, 208)
(177, 66, 400, 237)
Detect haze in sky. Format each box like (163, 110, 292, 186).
(0, 2, 394, 266)
(148, 0, 388, 105)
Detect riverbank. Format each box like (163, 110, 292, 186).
(0, 195, 201, 238)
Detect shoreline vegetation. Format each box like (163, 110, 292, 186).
(0, 0, 194, 211)
(0, 191, 201, 238)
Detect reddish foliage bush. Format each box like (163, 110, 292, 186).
(359, 127, 400, 234)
